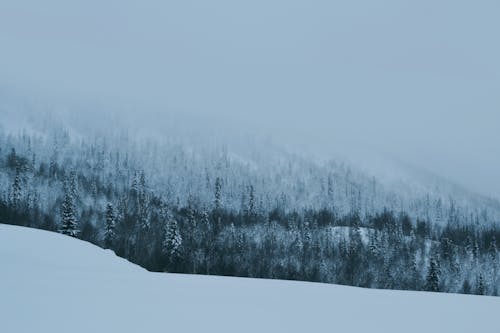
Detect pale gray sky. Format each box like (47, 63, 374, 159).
(0, 0, 499, 198)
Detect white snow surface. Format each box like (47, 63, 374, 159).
(1, 224, 499, 333)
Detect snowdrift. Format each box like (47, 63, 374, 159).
(1, 224, 498, 333)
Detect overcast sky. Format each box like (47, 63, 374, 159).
(0, 0, 499, 198)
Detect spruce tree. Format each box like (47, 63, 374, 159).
(476, 274, 485, 295)
(489, 236, 497, 262)
(60, 181, 78, 237)
(347, 219, 363, 285)
(69, 171, 78, 203)
(214, 177, 222, 211)
(163, 216, 183, 271)
(410, 255, 420, 290)
(327, 174, 334, 200)
(461, 279, 471, 294)
(247, 184, 256, 222)
(104, 203, 116, 249)
(186, 195, 198, 246)
(213, 177, 223, 233)
(10, 166, 22, 209)
(435, 198, 443, 223)
(425, 257, 440, 292)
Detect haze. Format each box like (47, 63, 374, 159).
(0, 0, 499, 198)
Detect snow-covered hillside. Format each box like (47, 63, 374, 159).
(1, 224, 498, 333)
(2, 110, 500, 227)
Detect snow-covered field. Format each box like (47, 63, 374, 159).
(1, 224, 498, 333)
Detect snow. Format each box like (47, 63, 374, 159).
(1, 224, 498, 333)
(330, 226, 372, 244)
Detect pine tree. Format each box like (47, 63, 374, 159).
(201, 208, 211, 231)
(213, 177, 223, 233)
(199, 207, 214, 275)
(10, 166, 22, 209)
(462, 279, 471, 294)
(489, 236, 497, 262)
(346, 218, 363, 285)
(60, 180, 78, 237)
(69, 171, 78, 203)
(186, 195, 197, 230)
(214, 177, 222, 210)
(49, 144, 59, 178)
(135, 171, 149, 231)
(435, 198, 443, 223)
(6, 148, 18, 169)
(246, 184, 256, 223)
(425, 257, 440, 292)
(473, 240, 480, 260)
(410, 255, 421, 290)
(327, 174, 334, 200)
(131, 171, 139, 196)
(162, 216, 183, 270)
(476, 274, 485, 295)
(104, 203, 116, 249)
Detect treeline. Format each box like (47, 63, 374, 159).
(0, 146, 498, 296)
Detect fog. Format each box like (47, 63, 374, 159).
(0, 0, 499, 198)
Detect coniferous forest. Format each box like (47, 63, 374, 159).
(0, 125, 499, 296)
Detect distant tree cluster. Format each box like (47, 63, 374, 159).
(0, 128, 498, 296)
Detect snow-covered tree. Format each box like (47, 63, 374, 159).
(1, 117, 500, 295)
(104, 203, 116, 249)
(214, 177, 222, 210)
(425, 257, 440, 292)
(163, 216, 183, 270)
(476, 274, 485, 295)
(60, 180, 78, 237)
(9, 166, 22, 209)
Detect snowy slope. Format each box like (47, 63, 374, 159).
(1, 224, 499, 333)
(2, 102, 500, 226)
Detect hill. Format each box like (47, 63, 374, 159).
(1, 224, 499, 333)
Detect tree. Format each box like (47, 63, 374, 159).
(435, 198, 443, 223)
(425, 257, 440, 292)
(10, 166, 22, 209)
(6, 148, 18, 169)
(104, 203, 116, 249)
(163, 216, 183, 271)
(346, 219, 363, 285)
(408, 254, 421, 290)
(186, 194, 197, 236)
(461, 279, 471, 294)
(327, 174, 334, 201)
(489, 236, 497, 262)
(245, 184, 256, 223)
(214, 177, 222, 211)
(69, 171, 79, 203)
(476, 274, 485, 295)
(199, 207, 214, 274)
(136, 171, 149, 231)
(60, 180, 78, 237)
(400, 213, 412, 236)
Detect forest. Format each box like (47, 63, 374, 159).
(0, 126, 498, 296)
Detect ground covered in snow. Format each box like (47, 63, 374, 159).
(1, 224, 498, 333)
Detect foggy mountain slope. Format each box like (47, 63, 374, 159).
(1, 0, 499, 219)
(1, 0, 500, 199)
(1, 224, 499, 333)
(1, 103, 499, 228)
(1, 0, 499, 313)
(1, 88, 499, 298)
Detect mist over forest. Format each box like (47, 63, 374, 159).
(1, 0, 499, 297)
